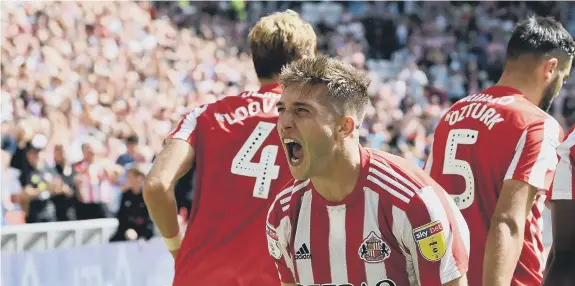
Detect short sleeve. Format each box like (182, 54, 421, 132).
(266, 181, 296, 284)
(396, 187, 470, 285)
(166, 104, 210, 147)
(504, 118, 563, 192)
(550, 126, 575, 200)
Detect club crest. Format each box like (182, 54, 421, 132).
(358, 231, 391, 263)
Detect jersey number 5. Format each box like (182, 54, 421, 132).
(443, 129, 478, 210)
(231, 122, 280, 199)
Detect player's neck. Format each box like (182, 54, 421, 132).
(496, 68, 544, 106)
(311, 141, 362, 203)
(258, 76, 279, 87)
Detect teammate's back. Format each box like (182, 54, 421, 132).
(168, 87, 291, 285)
(143, 10, 318, 286)
(425, 16, 574, 286)
(426, 86, 562, 285)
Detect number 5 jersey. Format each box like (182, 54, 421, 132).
(425, 85, 564, 286)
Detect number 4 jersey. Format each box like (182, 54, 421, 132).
(167, 84, 292, 286)
(425, 86, 564, 286)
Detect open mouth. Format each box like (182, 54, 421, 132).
(283, 138, 304, 166)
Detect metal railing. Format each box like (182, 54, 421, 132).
(1, 218, 119, 252)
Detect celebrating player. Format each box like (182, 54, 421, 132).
(424, 16, 574, 286)
(543, 124, 575, 286)
(266, 55, 470, 286)
(143, 11, 317, 286)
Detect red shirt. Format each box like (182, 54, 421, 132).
(425, 86, 564, 286)
(550, 125, 575, 200)
(267, 146, 470, 286)
(167, 84, 292, 286)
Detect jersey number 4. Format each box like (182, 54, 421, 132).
(443, 129, 478, 210)
(231, 122, 280, 199)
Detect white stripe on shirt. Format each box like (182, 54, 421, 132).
(328, 204, 348, 283)
(294, 190, 314, 283)
(363, 187, 388, 285)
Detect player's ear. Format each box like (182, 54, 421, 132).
(338, 115, 356, 138)
(542, 57, 559, 82)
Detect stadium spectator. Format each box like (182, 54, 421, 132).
(1, 149, 22, 225)
(110, 164, 154, 242)
(115, 135, 145, 167)
(17, 134, 59, 223)
(73, 141, 112, 220)
(46, 144, 77, 221)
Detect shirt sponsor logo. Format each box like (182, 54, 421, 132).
(295, 243, 312, 260)
(412, 220, 447, 262)
(358, 231, 391, 263)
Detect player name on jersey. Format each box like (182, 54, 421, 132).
(214, 97, 279, 125)
(443, 94, 517, 130)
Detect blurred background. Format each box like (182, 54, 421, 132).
(1, 1, 574, 285)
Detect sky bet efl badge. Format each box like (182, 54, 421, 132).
(266, 224, 282, 259)
(412, 221, 446, 262)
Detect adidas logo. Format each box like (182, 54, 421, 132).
(295, 243, 312, 260)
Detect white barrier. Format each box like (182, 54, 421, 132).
(1, 218, 119, 252)
(1, 237, 174, 286)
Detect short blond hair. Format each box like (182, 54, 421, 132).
(280, 55, 371, 125)
(248, 10, 317, 79)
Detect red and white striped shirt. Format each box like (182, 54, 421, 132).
(266, 146, 470, 286)
(73, 160, 111, 204)
(424, 86, 564, 286)
(550, 125, 575, 200)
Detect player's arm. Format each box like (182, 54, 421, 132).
(143, 106, 207, 257)
(281, 283, 296, 286)
(401, 187, 470, 286)
(143, 138, 194, 237)
(482, 180, 537, 285)
(542, 133, 575, 286)
(483, 119, 563, 286)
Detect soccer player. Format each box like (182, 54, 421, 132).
(267, 55, 470, 286)
(143, 11, 317, 286)
(424, 16, 574, 286)
(543, 124, 575, 286)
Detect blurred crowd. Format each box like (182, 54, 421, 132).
(1, 1, 574, 239)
